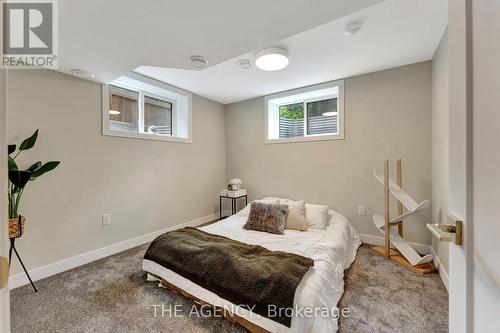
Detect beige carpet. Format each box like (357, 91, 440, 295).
(338, 246, 448, 333)
(11, 244, 448, 332)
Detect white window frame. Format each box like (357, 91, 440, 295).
(265, 80, 344, 144)
(102, 73, 192, 143)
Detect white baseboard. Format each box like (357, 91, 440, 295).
(9, 213, 218, 290)
(359, 233, 431, 255)
(431, 246, 449, 291)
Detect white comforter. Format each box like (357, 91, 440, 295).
(143, 210, 361, 333)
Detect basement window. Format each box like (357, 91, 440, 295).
(102, 74, 192, 143)
(265, 80, 344, 143)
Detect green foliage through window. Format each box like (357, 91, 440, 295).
(279, 103, 304, 119)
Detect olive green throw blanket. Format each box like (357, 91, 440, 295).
(144, 227, 314, 327)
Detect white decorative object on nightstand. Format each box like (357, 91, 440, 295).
(229, 178, 242, 191)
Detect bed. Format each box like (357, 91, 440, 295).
(143, 203, 361, 333)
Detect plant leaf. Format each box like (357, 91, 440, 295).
(8, 156, 17, 171)
(30, 161, 60, 178)
(8, 170, 31, 189)
(26, 161, 42, 172)
(19, 129, 39, 151)
(12, 186, 22, 194)
(8, 144, 16, 154)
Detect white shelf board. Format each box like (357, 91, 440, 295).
(373, 214, 433, 266)
(374, 168, 421, 211)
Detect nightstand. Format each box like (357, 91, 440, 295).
(220, 189, 248, 219)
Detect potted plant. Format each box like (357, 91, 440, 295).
(8, 129, 60, 238)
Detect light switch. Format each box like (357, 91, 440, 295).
(102, 213, 112, 225)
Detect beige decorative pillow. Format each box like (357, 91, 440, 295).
(285, 200, 307, 231)
(261, 196, 282, 203)
(279, 198, 295, 205)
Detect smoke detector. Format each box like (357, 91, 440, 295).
(237, 59, 251, 69)
(70, 69, 95, 79)
(344, 21, 362, 35)
(190, 55, 208, 69)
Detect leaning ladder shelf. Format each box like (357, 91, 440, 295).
(372, 159, 436, 274)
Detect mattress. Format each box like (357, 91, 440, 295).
(143, 209, 361, 333)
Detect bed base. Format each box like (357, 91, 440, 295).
(157, 277, 271, 333)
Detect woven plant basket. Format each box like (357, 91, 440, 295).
(8, 216, 25, 239)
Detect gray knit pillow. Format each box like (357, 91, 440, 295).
(243, 202, 288, 235)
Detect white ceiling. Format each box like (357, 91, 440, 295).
(58, 0, 384, 82)
(135, 0, 447, 104)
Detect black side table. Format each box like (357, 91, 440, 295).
(220, 194, 248, 219)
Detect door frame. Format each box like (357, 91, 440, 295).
(0, 67, 11, 332)
(448, 0, 474, 332)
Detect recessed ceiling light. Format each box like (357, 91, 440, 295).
(70, 68, 95, 79)
(190, 55, 208, 69)
(344, 21, 362, 35)
(255, 48, 289, 71)
(237, 59, 251, 69)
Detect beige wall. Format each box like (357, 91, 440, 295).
(7, 70, 226, 275)
(431, 31, 450, 274)
(226, 62, 433, 245)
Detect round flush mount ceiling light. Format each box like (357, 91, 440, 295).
(190, 55, 208, 69)
(237, 59, 252, 69)
(344, 21, 362, 35)
(255, 48, 289, 71)
(70, 68, 95, 79)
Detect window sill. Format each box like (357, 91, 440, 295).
(265, 134, 344, 144)
(102, 129, 192, 143)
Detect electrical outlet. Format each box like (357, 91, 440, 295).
(102, 213, 112, 225)
(358, 206, 366, 216)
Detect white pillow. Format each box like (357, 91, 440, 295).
(305, 203, 329, 229)
(237, 198, 280, 216)
(284, 200, 307, 231)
